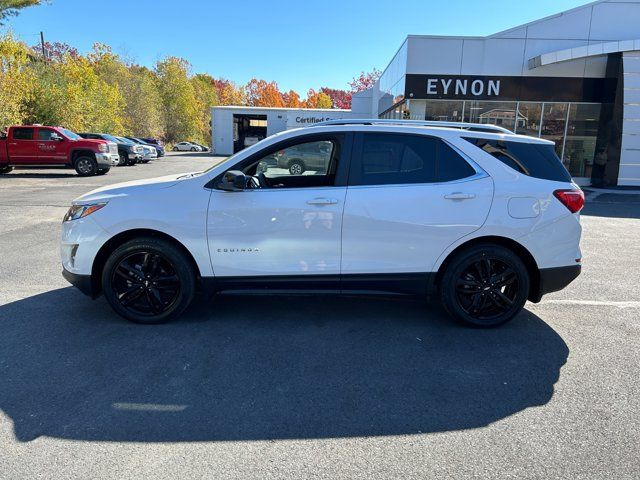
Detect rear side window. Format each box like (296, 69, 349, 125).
(439, 141, 476, 182)
(12, 127, 34, 140)
(352, 133, 437, 185)
(463, 137, 572, 182)
(350, 133, 476, 186)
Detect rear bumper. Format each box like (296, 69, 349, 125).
(62, 267, 94, 297)
(532, 264, 581, 301)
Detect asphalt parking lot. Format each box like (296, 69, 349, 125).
(0, 152, 639, 479)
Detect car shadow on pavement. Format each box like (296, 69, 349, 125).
(581, 200, 640, 219)
(2, 172, 79, 179)
(0, 288, 568, 443)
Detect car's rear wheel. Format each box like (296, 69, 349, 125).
(0, 165, 13, 174)
(288, 159, 305, 175)
(440, 244, 529, 328)
(74, 156, 98, 176)
(102, 237, 196, 324)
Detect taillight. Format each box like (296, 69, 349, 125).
(553, 189, 584, 213)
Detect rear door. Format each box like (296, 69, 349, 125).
(36, 127, 68, 164)
(7, 127, 37, 164)
(341, 132, 494, 275)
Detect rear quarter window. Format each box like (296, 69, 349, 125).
(463, 137, 572, 182)
(12, 128, 34, 140)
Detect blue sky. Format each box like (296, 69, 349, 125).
(5, 0, 594, 93)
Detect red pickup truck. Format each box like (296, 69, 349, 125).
(0, 125, 118, 176)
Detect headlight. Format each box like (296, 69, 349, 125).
(63, 202, 107, 222)
(98, 143, 108, 153)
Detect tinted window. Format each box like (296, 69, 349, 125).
(13, 128, 34, 140)
(257, 140, 336, 179)
(37, 129, 57, 140)
(463, 137, 572, 182)
(353, 133, 437, 185)
(438, 141, 476, 182)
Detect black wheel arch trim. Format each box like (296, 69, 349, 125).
(90, 229, 202, 297)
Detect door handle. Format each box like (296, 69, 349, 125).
(444, 192, 476, 200)
(306, 198, 338, 206)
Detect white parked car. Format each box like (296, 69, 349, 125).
(173, 141, 202, 152)
(61, 120, 583, 327)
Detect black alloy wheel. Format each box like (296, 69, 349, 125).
(440, 245, 529, 327)
(118, 153, 127, 166)
(102, 237, 196, 324)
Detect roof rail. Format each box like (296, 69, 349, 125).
(311, 118, 513, 134)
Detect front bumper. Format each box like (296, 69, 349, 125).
(108, 153, 119, 165)
(95, 153, 113, 168)
(62, 267, 94, 297)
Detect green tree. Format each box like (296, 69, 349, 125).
(155, 56, 200, 144)
(0, 0, 43, 25)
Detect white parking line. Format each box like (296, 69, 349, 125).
(534, 299, 640, 308)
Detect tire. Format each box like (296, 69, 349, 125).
(288, 159, 305, 175)
(101, 237, 196, 324)
(74, 155, 98, 176)
(190, 147, 197, 151)
(141, 159, 150, 164)
(118, 153, 127, 166)
(96, 168, 110, 175)
(173, 147, 178, 152)
(440, 244, 529, 328)
(0, 165, 13, 174)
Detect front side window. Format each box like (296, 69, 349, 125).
(257, 140, 336, 179)
(37, 128, 57, 141)
(13, 127, 34, 140)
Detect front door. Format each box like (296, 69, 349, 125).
(36, 127, 67, 164)
(207, 135, 349, 281)
(8, 127, 38, 164)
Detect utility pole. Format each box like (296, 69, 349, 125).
(40, 31, 46, 60)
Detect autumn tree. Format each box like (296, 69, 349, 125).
(0, 33, 33, 126)
(212, 77, 245, 105)
(320, 87, 351, 109)
(245, 78, 284, 107)
(25, 53, 124, 133)
(155, 56, 200, 143)
(349, 68, 382, 92)
(282, 90, 302, 108)
(304, 89, 332, 109)
(191, 73, 219, 142)
(0, 0, 43, 25)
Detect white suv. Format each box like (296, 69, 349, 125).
(61, 120, 583, 327)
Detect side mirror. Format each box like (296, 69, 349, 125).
(51, 134, 63, 141)
(218, 170, 247, 191)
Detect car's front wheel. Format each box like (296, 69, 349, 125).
(74, 156, 98, 176)
(440, 244, 529, 328)
(102, 237, 196, 324)
(0, 165, 13, 174)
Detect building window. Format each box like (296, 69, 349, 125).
(464, 101, 518, 129)
(563, 103, 602, 178)
(515, 102, 543, 137)
(540, 103, 569, 158)
(425, 100, 464, 122)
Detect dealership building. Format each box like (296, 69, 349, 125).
(212, 0, 640, 186)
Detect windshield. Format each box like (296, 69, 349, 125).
(116, 136, 135, 145)
(101, 134, 119, 142)
(127, 137, 143, 144)
(203, 150, 243, 173)
(60, 128, 81, 140)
